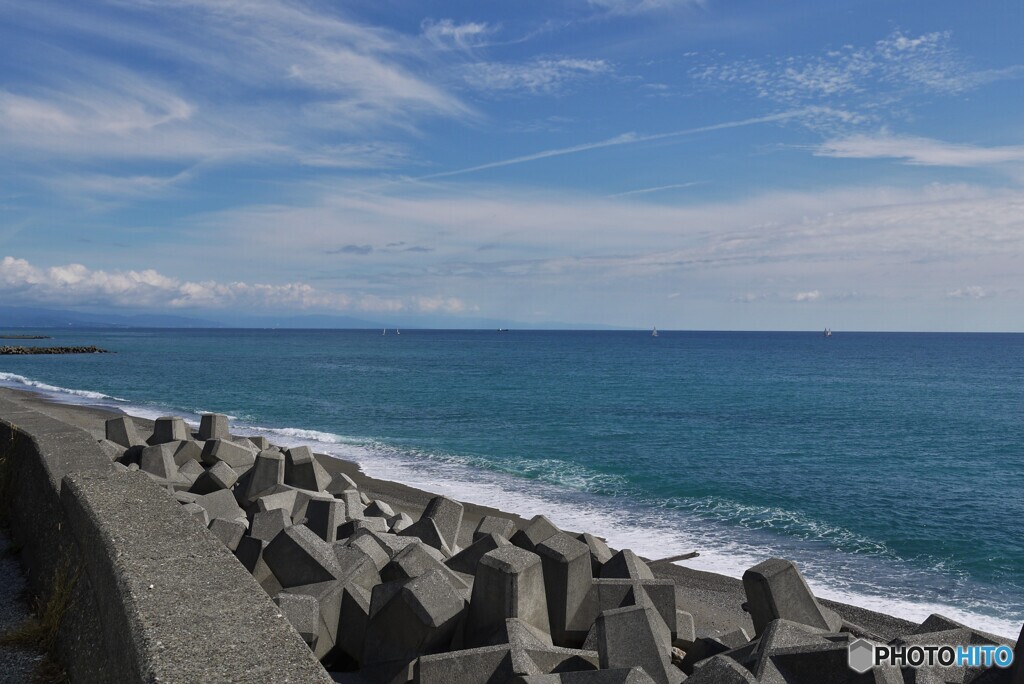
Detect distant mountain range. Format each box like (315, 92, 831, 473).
(0, 306, 623, 331)
(0, 306, 222, 328)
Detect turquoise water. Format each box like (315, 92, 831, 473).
(2, 328, 1022, 636)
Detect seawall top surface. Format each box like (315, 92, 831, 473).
(62, 471, 332, 683)
(0, 395, 331, 683)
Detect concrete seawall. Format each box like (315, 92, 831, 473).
(0, 396, 331, 682)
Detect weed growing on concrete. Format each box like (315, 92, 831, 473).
(0, 558, 77, 682)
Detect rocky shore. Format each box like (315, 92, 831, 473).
(0, 345, 108, 355)
(83, 407, 1021, 683)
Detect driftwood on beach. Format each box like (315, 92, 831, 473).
(0, 345, 109, 355)
(90, 411, 1021, 684)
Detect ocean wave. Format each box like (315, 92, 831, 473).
(0, 372, 126, 402)
(363, 443, 632, 497)
(681, 496, 893, 556)
(319, 441, 1022, 638)
(248, 426, 356, 445)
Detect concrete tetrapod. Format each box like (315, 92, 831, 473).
(741, 558, 843, 637)
(362, 570, 467, 682)
(511, 515, 561, 553)
(465, 546, 552, 648)
(148, 416, 188, 445)
(198, 413, 230, 441)
(474, 515, 517, 543)
(593, 602, 684, 684)
(536, 532, 595, 647)
(264, 524, 344, 588)
(284, 446, 332, 492)
(105, 416, 143, 448)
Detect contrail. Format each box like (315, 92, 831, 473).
(607, 181, 703, 198)
(419, 109, 807, 181)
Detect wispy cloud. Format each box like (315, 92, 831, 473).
(695, 31, 972, 101)
(0, 63, 242, 160)
(793, 290, 821, 302)
(0, 256, 468, 313)
(815, 133, 1024, 167)
(692, 31, 1021, 133)
(45, 169, 195, 199)
(0, 0, 471, 162)
(947, 286, 988, 299)
(587, 0, 706, 15)
(421, 19, 497, 52)
(463, 58, 612, 94)
(199, 180, 1024, 305)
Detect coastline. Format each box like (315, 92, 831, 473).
(0, 385, 925, 642)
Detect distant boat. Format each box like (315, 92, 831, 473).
(497, 328, 509, 332)
(824, 328, 832, 338)
(651, 326, 658, 337)
(396, 329, 400, 335)
(382, 328, 387, 335)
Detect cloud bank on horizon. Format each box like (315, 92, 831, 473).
(1, 0, 1022, 330)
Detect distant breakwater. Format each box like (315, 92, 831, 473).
(0, 345, 109, 355)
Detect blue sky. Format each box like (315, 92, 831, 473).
(1, 0, 1023, 330)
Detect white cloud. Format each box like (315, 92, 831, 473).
(691, 30, 1018, 134)
(815, 133, 1024, 167)
(288, 45, 470, 132)
(297, 142, 413, 169)
(147, 0, 472, 127)
(0, 0, 470, 162)
(947, 286, 987, 299)
(414, 296, 469, 314)
(587, 0, 705, 15)
(46, 170, 194, 199)
(695, 31, 972, 102)
(0, 66, 240, 160)
(0, 256, 468, 314)
(463, 58, 612, 94)
(421, 19, 496, 51)
(192, 180, 1024, 318)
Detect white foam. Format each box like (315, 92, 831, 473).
(0, 372, 124, 402)
(252, 426, 351, 445)
(311, 439, 1023, 639)
(809, 583, 1022, 639)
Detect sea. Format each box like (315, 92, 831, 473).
(1, 328, 1021, 638)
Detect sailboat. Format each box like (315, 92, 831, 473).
(382, 328, 387, 335)
(396, 329, 400, 335)
(651, 326, 658, 337)
(824, 328, 832, 338)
